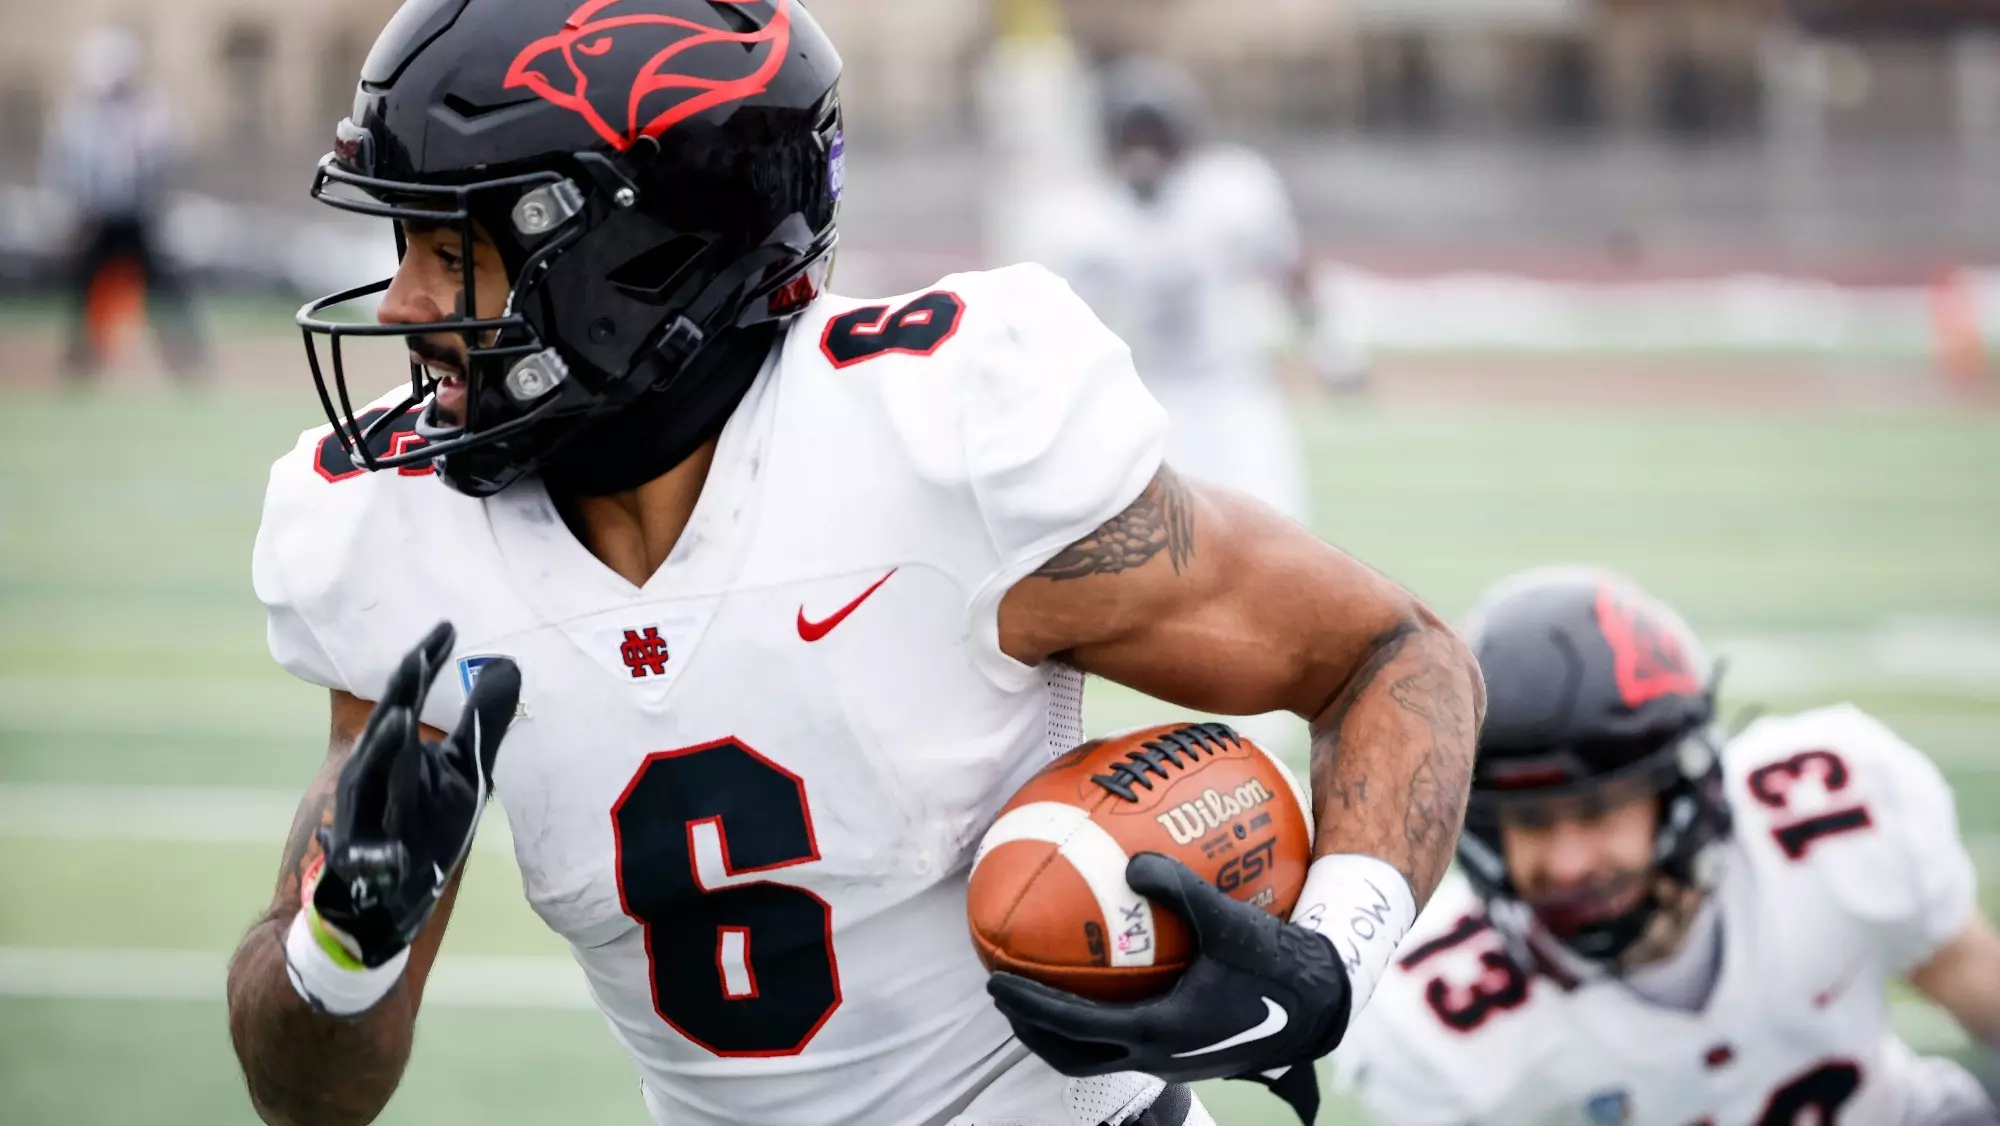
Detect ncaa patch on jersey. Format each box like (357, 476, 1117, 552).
(458, 656, 530, 718)
(1584, 1089, 1630, 1126)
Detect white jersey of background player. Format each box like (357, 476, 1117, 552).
(225, 6, 1491, 1124)
(1333, 568, 2000, 1126)
(1029, 58, 1346, 528)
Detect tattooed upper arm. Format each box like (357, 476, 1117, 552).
(1032, 466, 1196, 581)
(997, 466, 1210, 668)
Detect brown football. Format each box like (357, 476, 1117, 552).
(967, 721, 1313, 1001)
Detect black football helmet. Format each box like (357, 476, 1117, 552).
(1456, 567, 1732, 965)
(299, 0, 844, 497)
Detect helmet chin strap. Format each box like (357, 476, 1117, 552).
(1514, 841, 1725, 981)
(1496, 879, 1680, 990)
(1551, 884, 1669, 966)
(539, 320, 780, 498)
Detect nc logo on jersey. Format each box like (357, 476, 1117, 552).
(1583, 1089, 1630, 1126)
(458, 656, 530, 718)
(620, 627, 671, 679)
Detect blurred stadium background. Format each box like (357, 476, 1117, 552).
(2, 0, 1997, 1122)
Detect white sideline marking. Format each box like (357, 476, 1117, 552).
(2, 787, 1997, 895)
(1910, 741, 2000, 776)
(14, 787, 1998, 860)
(1714, 619, 2000, 698)
(0, 947, 595, 1010)
(0, 784, 516, 854)
(0, 946, 1968, 1053)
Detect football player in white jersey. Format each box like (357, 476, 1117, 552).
(1334, 567, 2000, 1125)
(1036, 57, 1350, 529)
(220, 4, 1486, 1126)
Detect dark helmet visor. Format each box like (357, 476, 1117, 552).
(1467, 727, 1706, 826)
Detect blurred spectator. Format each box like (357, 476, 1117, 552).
(42, 27, 205, 382)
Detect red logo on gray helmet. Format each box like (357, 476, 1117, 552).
(1593, 583, 1701, 707)
(504, 0, 791, 153)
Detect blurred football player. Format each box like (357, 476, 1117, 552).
(221, 4, 1484, 1126)
(1039, 57, 1364, 531)
(1335, 566, 2000, 1125)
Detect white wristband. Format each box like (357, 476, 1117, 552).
(1288, 855, 1418, 1017)
(284, 910, 409, 1017)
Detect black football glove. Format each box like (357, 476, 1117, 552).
(311, 621, 519, 968)
(987, 852, 1352, 1126)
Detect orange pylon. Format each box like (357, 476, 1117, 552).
(85, 255, 146, 366)
(1930, 265, 1987, 393)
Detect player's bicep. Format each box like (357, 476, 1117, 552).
(996, 465, 1208, 668)
(999, 468, 1431, 718)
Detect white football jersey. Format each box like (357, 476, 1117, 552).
(1333, 705, 1989, 1126)
(251, 264, 1187, 1126)
(1038, 146, 1302, 390)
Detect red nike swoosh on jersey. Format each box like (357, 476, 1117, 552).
(797, 569, 898, 642)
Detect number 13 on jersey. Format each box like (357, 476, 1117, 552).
(612, 738, 842, 1057)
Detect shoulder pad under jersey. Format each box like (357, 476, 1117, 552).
(250, 389, 486, 729)
(1723, 704, 1977, 971)
(785, 263, 1168, 687)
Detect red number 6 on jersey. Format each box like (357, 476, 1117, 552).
(612, 738, 841, 1057)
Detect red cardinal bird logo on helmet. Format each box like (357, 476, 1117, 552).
(504, 0, 792, 152)
(1594, 583, 1702, 708)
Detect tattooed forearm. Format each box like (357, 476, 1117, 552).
(1309, 621, 1482, 904)
(1033, 466, 1195, 581)
(274, 755, 342, 905)
(1310, 623, 1414, 813)
(228, 729, 417, 1126)
(1388, 665, 1478, 897)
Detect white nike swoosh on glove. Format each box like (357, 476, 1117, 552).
(1171, 997, 1288, 1058)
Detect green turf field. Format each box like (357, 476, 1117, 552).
(0, 385, 1995, 1125)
